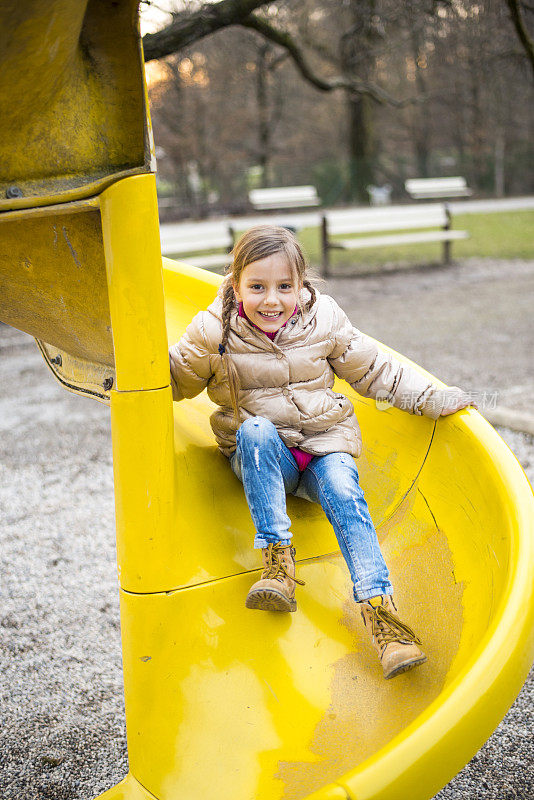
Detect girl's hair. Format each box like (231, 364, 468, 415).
(218, 225, 317, 420)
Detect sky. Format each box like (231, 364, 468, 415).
(139, 0, 174, 35)
(140, 1, 228, 35)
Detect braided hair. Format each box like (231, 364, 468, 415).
(302, 278, 317, 312)
(218, 225, 318, 420)
(219, 279, 241, 417)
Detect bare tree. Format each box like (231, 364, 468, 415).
(146, 0, 534, 212)
(504, 0, 534, 76)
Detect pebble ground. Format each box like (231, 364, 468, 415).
(1, 257, 532, 799)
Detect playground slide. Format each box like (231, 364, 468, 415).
(95, 256, 534, 800)
(1, 3, 533, 799)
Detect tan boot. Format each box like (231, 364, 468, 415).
(360, 595, 427, 679)
(246, 543, 305, 612)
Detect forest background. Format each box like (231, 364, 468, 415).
(140, 0, 534, 219)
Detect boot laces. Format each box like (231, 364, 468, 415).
(262, 543, 305, 586)
(370, 604, 422, 648)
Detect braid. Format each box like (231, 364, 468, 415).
(221, 280, 234, 350)
(303, 279, 317, 311)
(219, 278, 241, 421)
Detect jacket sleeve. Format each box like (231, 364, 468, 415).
(169, 312, 213, 401)
(327, 299, 462, 419)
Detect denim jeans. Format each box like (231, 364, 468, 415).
(230, 416, 393, 602)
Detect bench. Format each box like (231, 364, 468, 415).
(321, 204, 469, 276)
(161, 221, 235, 270)
(405, 177, 473, 200)
(249, 185, 320, 210)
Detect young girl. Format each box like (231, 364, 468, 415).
(169, 225, 475, 680)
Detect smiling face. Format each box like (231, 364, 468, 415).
(234, 251, 302, 333)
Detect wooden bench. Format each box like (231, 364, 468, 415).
(321, 204, 469, 276)
(162, 221, 235, 270)
(249, 185, 320, 210)
(405, 177, 473, 200)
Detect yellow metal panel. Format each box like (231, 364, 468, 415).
(305, 788, 349, 800)
(98, 773, 158, 799)
(110, 386, 175, 593)
(0, 199, 113, 364)
(36, 339, 114, 403)
(0, 0, 149, 209)
(0, 175, 167, 397)
(100, 174, 169, 391)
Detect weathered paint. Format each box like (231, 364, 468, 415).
(0, 0, 149, 210)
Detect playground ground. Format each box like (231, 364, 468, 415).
(0, 255, 533, 799)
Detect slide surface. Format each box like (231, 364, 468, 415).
(104, 258, 534, 800)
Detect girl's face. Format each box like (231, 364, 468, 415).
(234, 252, 302, 333)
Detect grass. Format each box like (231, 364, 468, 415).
(295, 209, 534, 275)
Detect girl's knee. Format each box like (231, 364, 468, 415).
(238, 416, 278, 445)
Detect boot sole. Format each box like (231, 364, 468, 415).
(385, 654, 427, 679)
(245, 588, 297, 612)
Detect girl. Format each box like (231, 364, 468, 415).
(169, 225, 475, 680)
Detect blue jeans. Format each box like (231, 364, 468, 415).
(230, 416, 393, 602)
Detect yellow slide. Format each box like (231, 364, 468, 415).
(1, 3, 533, 800)
(102, 253, 534, 800)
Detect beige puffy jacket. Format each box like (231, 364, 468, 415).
(169, 288, 462, 458)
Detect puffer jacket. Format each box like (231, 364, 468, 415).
(169, 287, 460, 458)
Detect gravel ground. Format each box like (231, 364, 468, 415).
(1, 256, 533, 800)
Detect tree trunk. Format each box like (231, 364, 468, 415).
(410, 27, 430, 178)
(257, 44, 272, 187)
(468, 50, 486, 191)
(347, 92, 374, 203)
(494, 127, 505, 197)
(341, 0, 379, 203)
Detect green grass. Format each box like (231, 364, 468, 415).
(296, 209, 534, 275)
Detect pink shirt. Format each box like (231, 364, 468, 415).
(237, 302, 314, 472)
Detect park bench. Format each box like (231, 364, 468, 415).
(162, 221, 235, 270)
(405, 177, 473, 200)
(249, 185, 320, 210)
(321, 203, 469, 275)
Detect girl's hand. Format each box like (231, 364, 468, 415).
(440, 387, 478, 416)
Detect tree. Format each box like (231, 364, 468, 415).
(143, 0, 425, 203)
(504, 0, 534, 76)
(144, 0, 534, 212)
